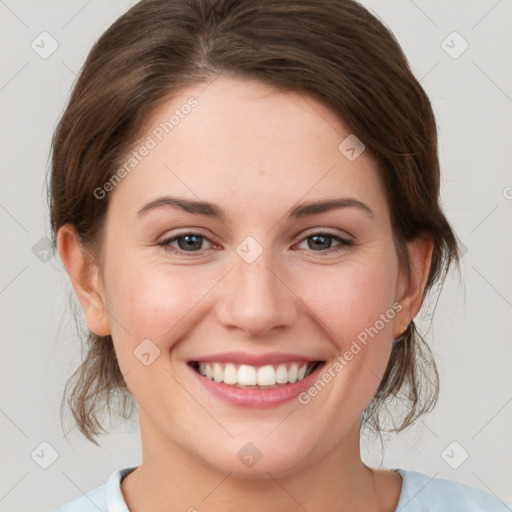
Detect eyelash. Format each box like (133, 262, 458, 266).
(157, 230, 354, 256)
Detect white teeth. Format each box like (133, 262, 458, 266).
(213, 363, 223, 383)
(238, 364, 257, 385)
(223, 363, 238, 385)
(257, 365, 276, 386)
(288, 363, 298, 383)
(196, 361, 317, 387)
(276, 364, 288, 384)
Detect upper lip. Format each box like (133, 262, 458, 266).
(189, 351, 324, 366)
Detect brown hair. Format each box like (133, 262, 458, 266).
(48, 0, 460, 446)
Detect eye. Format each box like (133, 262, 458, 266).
(157, 230, 353, 256)
(158, 232, 214, 254)
(295, 231, 353, 254)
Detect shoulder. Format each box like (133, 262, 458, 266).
(395, 468, 508, 511)
(54, 466, 137, 512)
(54, 483, 107, 512)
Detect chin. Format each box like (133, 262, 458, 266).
(195, 436, 318, 480)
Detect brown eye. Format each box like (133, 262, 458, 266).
(158, 233, 213, 253)
(295, 231, 353, 254)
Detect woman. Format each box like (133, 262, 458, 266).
(50, 0, 505, 510)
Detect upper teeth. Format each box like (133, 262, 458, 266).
(197, 362, 315, 387)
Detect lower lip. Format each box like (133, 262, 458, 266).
(188, 362, 325, 408)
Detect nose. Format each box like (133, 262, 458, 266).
(215, 254, 299, 339)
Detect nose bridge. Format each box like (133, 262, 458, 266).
(215, 242, 298, 337)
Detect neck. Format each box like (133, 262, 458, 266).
(122, 412, 388, 512)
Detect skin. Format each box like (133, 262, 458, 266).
(58, 74, 433, 512)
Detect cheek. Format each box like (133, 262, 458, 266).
(114, 264, 198, 341)
(105, 252, 228, 375)
(296, 250, 399, 404)
(104, 259, 204, 407)
(300, 255, 398, 343)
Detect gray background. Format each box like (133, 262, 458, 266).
(1, 0, 511, 510)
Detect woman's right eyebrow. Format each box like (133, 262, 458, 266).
(136, 196, 225, 220)
(136, 195, 374, 222)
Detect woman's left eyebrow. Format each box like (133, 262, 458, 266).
(136, 195, 374, 221)
(287, 198, 374, 219)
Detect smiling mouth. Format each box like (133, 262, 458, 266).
(188, 361, 324, 389)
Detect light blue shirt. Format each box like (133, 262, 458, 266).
(55, 466, 509, 511)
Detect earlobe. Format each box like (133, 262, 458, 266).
(393, 234, 434, 339)
(56, 224, 111, 337)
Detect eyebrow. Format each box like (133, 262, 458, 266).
(136, 195, 374, 221)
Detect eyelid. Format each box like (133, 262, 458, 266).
(292, 229, 354, 254)
(299, 226, 353, 241)
(157, 229, 216, 250)
(157, 227, 354, 256)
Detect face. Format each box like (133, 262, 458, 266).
(91, 75, 412, 478)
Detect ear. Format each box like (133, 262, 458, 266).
(393, 233, 434, 339)
(56, 224, 111, 336)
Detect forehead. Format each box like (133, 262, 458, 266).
(109, 74, 387, 222)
